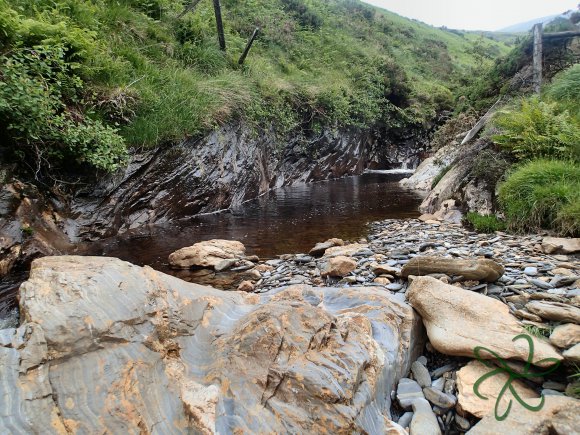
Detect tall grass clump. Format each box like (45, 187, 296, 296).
(545, 63, 580, 119)
(498, 160, 580, 236)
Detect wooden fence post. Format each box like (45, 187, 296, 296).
(533, 23, 543, 94)
(238, 28, 260, 65)
(212, 0, 226, 51)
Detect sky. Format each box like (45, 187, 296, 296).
(362, 0, 579, 31)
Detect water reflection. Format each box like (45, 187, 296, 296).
(87, 173, 426, 273)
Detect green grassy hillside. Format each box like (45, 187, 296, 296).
(0, 0, 509, 173)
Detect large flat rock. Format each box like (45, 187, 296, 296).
(401, 257, 504, 282)
(467, 396, 580, 435)
(3, 256, 424, 434)
(407, 276, 562, 366)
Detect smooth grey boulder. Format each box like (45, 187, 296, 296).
(3, 256, 425, 434)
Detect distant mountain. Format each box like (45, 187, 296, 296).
(499, 14, 561, 33)
(499, 9, 579, 33)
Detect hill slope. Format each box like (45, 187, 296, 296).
(0, 0, 510, 173)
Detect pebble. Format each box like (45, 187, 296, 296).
(387, 283, 403, 291)
(397, 378, 424, 410)
(455, 414, 471, 431)
(411, 361, 432, 388)
(423, 387, 457, 409)
(431, 378, 445, 391)
(524, 267, 538, 276)
(397, 411, 413, 429)
(411, 398, 441, 435)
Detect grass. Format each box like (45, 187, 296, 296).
(465, 212, 506, 233)
(431, 165, 451, 189)
(498, 159, 580, 236)
(1, 0, 511, 152)
(523, 324, 552, 339)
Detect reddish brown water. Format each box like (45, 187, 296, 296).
(85, 172, 425, 272)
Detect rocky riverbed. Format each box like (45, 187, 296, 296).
(165, 217, 580, 433)
(1, 217, 579, 434)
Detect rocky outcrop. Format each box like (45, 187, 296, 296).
(401, 256, 504, 282)
(407, 276, 562, 366)
(2, 256, 425, 433)
(72, 123, 418, 241)
(467, 396, 580, 434)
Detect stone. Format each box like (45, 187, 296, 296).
(467, 396, 580, 434)
(387, 283, 403, 291)
(168, 239, 246, 269)
(372, 263, 401, 276)
(432, 378, 445, 391)
(2, 256, 426, 434)
(237, 280, 254, 292)
(214, 258, 237, 272)
(542, 381, 566, 392)
(541, 237, 580, 255)
(454, 414, 471, 431)
(410, 398, 442, 435)
(397, 378, 425, 410)
(563, 343, 580, 362)
(385, 420, 407, 435)
(407, 277, 562, 366)
(411, 361, 432, 388)
(374, 277, 391, 285)
(523, 266, 538, 276)
(526, 301, 580, 324)
(423, 387, 456, 409)
(320, 256, 357, 277)
(397, 411, 413, 429)
(550, 323, 580, 349)
(456, 360, 539, 419)
(401, 257, 504, 282)
(323, 243, 369, 258)
(419, 213, 438, 222)
(309, 238, 344, 256)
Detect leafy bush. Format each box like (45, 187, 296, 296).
(498, 159, 580, 236)
(465, 212, 506, 233)
(492, 98, 580, 161)
(0, 45, 127, 173)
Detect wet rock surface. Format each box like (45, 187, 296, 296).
(2, 217, 580, 433)
(72, 123, 417, 241)
(2, 255, 424, 433)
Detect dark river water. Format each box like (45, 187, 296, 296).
(0, 172, 424, 324)
(85, 172, 425, 272)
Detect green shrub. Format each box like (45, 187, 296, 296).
(0, 45, 127, 173)
(498, 159, 580, 236)
(492, 97, 580, 161)
(431, 165, 451, 189)
(465, 212, 506, 233)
